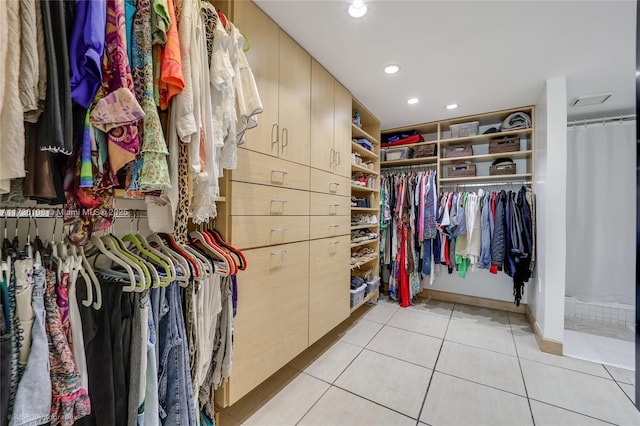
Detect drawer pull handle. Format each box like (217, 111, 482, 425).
(271, 200, 288, 204)
(272, 169, 288, 176)
(271, 250, 288, 256)
(329, 182, 340, 193)
(329, 224, 341, 228)
(271, 228, 288, 233)
(330, 241, 341, 245)
(331, 204, 341, 207)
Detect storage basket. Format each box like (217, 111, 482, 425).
(447, 162, 476, 177)
(489, 160, 516, 176)
(385, 147, 413, 161)
(350, 283, 367, 308)
(444, 144, 472, 158)
(414, 143, 437, 158)
(489, 137, 520, 154)
(366, 276, 381, 296)
(450, 121, 479, 138)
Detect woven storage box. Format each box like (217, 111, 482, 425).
(445, 144, 472, 158)
(489, 162, 517, 176)
(385, 147, 413, 161)
(447, 162, 476, 177)
(450, 121, 479, 138)
(414, 143, 437, 158)
(489, 137, 520, 154)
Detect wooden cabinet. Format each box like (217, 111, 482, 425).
(231, 216, 310, 249)
(228, 241, 310, 403)
(232, 149, 310, 191)
(310, 61, 352, 177)
(310, 168, 350, 197)
(234, 1, 310, 165)
(309, 215, 350, 240)
(309, 236, 350, 344)
(230, 182, 310, 216)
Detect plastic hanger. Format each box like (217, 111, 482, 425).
(189, 231, 231, 276)
(77, 245, 102, 310)
(89, 233, 138, 292)
(147, 234, 190, 284)
(158, 233, 200, 278)
(195, 226, 237, 274)
(107, 233, 155, 291)
(122, 214, 171, 287)
(132, 213, 176, 285)
(208, 229, 246, 271)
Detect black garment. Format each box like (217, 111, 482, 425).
(76, 278, 128, 426)
(512, 187, 535, 306)
(39, 0, 74, 155)
(491, 191, 507, 270)
(0, 294, 9, 426)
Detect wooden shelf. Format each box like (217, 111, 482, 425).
(352, 124, 380, 145)
(439, 128, 532, 147)
(381, 157, 438, 168)
(351, 163, 379, 175)
(350, 255, 379, 271)
(381, 140, 438, 150)
(439, 150, 532, 164)
(115, 189, 226, 203)
(350, 239, 378, 249)
(351, 185, 379, 193)
(351, 224, 379, 231)
(439, 173, 533, 183)
(351, 141, 379, 160)
(350, 288, 379, 313)
(351, 207, 378, 212)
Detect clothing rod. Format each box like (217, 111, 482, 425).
(439, 180, 531, 189)
(381, 164, 437, 173)
(0, 207, 147, 219)
(567, 114, 635, 127)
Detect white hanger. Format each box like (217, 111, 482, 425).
(89, 234, 138, 292)
(146, 234, 190, 284)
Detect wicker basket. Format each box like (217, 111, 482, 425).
(489, 137, 520, 154)
(489, 162, 517, 176)
(414, 143, 437, 158)
(445, 144, 472, 158)
(447, 162, 476, 177)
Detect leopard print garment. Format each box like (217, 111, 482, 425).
(174, 140, 191, 243)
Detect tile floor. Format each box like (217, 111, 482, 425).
(218, 298, 639, 426)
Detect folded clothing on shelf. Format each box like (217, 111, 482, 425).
(381, 130, 425, 147)
(501, 112, 531, 130)
(351, 214, 378, 225)
(354, 138, 373, 151)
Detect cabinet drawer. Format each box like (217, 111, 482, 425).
(230, 241, 310, 403)
(310, 168, 350, 196)
(231, 182, 310, 216)
(309, 236, 350, 343)
(309, 215, 349, 240)
(310, 192, 350, 216)
(232, 148, 310, 191)
(231, 216, 309, 249)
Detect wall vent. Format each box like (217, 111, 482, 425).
(570, 92, 612, 107)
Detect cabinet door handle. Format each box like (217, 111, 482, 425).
(282, 128, 289, 148)
(271, 124, 279, 145)
(329, 148, 335, 166)
(335, 151, 341, 166)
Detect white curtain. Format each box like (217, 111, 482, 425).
(565, 121, 635, 305)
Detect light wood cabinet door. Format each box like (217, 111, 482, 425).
(310, 168, 350, 197)
(278, 31, 311, 166)
(231, 182, 310, 216)
(309, 215, 350, 240)
(309, 236, 350, 344)
(310, 60, 334, 172)
(231, 216, 309, 249)
(334, 82, 353, 177)
(234, 1, 280, 158)
(310, 192, 350, 216)
(232, 148, 310, 191)
(229, 241, 310, 403)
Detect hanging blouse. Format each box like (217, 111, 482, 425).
(158, 0, 184, 110)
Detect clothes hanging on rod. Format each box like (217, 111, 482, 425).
(0, 213, 245, 426)
(0, 0, 263, 244)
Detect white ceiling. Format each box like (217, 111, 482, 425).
(254, 0, 636, 129)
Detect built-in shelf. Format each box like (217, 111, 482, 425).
(352, 124, 380, 145)
(439, 128, 532, 147)
(350, 255, 379, 271)
(350, 289, 379, 313)
(351, 224, 379, 231)
(351, 141, 379, 160)
(381, 140, 438, 150)
(350, 239, 378, 249)
(439, 173, 533, 184)
(115, 189, 227, 203)
(351, 207, 379, 212)
(439, 150, 532, 164)
(351, 163, 379, 175)
(351, 185, 379, 193)
(381, 157, 438, 168)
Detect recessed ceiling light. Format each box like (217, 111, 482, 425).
(348, 0, 367, 18)
(446, 103, 458, 110)
(384, 64, 400, 74)
(407, 98, 419, 105)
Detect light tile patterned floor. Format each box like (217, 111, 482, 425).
(218, 299, 639, 426)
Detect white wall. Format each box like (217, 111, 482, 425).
(529, 77, 568, 344)
(424, 268, 524, 304)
